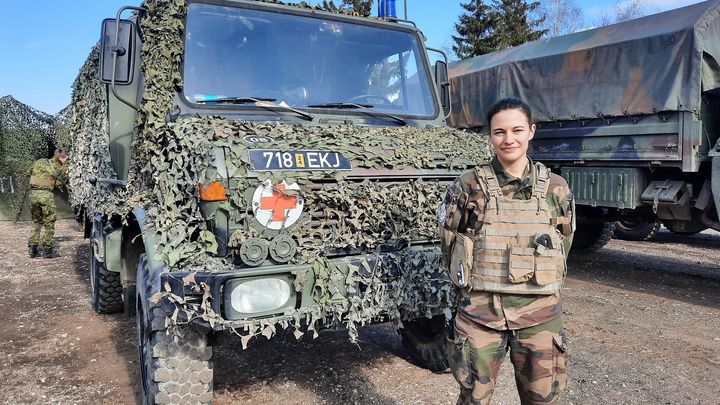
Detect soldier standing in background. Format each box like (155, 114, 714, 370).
(439, 98, 575, 405)
(27, 149, 68, 258)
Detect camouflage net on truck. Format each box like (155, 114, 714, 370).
(69, 45, 128, 216)
(71, 0, 494, 343)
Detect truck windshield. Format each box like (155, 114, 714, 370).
(183, 3, 437, 118)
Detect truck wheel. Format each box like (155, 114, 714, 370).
(90, 242, 124, 314)
(136, 256, 213, 405)
(613, 219, 661, 241)
(399, 315, 449, 373)
(571, 222, 615, 253)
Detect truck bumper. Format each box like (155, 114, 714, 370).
(158, 246, 450, 331)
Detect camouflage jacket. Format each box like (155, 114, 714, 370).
(439, 157, 575, 330)
(29, 157, 67, 191)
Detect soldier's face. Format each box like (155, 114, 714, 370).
(489, 109, 535, 167)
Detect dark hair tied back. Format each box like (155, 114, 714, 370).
(486, 97, 533, 127)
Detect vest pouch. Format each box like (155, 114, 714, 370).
(449, 233, 473, 288)
(508, 246, 535, 283)
(534, 247, 564, 286)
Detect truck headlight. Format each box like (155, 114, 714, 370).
(228, 278, 292, 315)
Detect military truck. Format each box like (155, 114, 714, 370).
(448, 0, 720, 250)
(70, 0, 489, 403)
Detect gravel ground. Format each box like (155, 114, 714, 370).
(1, 220, 719, 404)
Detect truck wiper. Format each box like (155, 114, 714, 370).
(194, 96, 277, 104)
(195, 96, 314, 121)
(307, 102, 406, 126)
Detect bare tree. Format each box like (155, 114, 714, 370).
(536, 0, 584, 37)
(596, 0, 653, 27)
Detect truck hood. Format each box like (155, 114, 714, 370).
(151, 116, 493, 266)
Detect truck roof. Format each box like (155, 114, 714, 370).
(448, 0, 720, 128)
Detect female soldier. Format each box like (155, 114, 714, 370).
(439, 98, 575, 405)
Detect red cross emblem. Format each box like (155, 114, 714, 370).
(252, 181, 304, 230)
(260, 184, 298, 222)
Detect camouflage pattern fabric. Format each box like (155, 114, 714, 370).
(28, 190, 57, 248)
(29, 157, 67, 191)
(449, 314, 568, 405)
(27, 157, 66, 248)
(439, 157, 574, 404)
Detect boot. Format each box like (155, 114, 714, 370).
(28, 245, 39, 258)
(43, 246, 60, 258)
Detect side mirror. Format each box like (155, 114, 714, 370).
(99, 18, 135, 85)
(435, 60, 450, 117)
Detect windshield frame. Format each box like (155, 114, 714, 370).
(178, 0, 441, 121)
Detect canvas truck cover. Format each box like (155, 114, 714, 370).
(447, 0, 720, 129)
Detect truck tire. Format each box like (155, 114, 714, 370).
(613, 219, 661, 241)
(399, 315, 449, 373)
(90, 242, 124, 314)
(571, 222, 615, 253)
(136, 256, 213, 405)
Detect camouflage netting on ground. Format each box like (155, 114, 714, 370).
(0, 96, 58, 220)
(71, 0, 494, 342)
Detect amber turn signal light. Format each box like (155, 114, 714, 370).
(199, 181, 226, 201)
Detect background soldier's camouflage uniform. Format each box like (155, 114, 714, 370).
(439, 156, 575, 405)
(27, 156, 67, 254)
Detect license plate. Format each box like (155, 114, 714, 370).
(249, 149, 352, 171)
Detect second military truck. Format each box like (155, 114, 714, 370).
(448, 0, 720, 249)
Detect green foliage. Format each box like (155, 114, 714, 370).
(340, 0, 373, 16)
(453, 0, 546, 59)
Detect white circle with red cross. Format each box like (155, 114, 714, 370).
(252, 180, 304, 230)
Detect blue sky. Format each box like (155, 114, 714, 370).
(0, 0, 706, 115)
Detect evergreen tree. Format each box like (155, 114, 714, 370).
(493, 0, 546, 49)
(453, 0, 546, 59)
(452, 1, 498, 60)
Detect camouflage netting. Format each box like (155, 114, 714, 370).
(54, 105, 73, 153)
(69, 45, 128, 216)
(0, 95, 58, 220)
(71, 0, 494, 343)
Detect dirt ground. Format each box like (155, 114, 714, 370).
(1, 220, 719, 405)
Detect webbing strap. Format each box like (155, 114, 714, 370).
(475, 164, 503, 197)
(483, 227, 550, 237)
(493, 215, 552, 224)
(473, 255, 509, 264)
(532, 162, 551, 198)
(470, 280, 562, 294)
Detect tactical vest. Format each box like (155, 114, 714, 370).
(29, 159, 57, 190)
(449, 162, 567, 295)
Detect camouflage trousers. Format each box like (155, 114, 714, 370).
(28, 190, 57, 249)
(448, 314, 568, 405)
